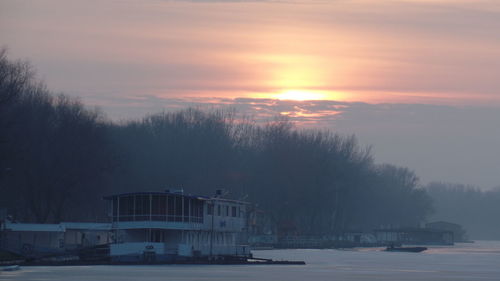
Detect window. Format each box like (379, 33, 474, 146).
(207, 204, 213, 215)
(167, 195, 175, 221)
(190, 199, 200, 222)
(135, 195, 150, 221)
(183, 197, 190, 222)
(195, 200, 204, 223)
(175, 196, 183, 222)
(152, 195, 166, 221)
(232, 206, 237, 217)
(119, 196, 134, 221)
(160, 195, 166, 218)
(150, 230, 164, 242)
(217, 205, 221, 216)
(112, 197, 118, 221)
(225, 206, 229, 217)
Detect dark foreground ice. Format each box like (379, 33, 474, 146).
(1, 241, 499, 281)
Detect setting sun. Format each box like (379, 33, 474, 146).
(269, 89, 347, 101)
(273, 90, 326, 101)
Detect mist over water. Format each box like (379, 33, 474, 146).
(3, 241, 500, 281)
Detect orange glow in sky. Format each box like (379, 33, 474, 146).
(273, 90, 327, 101)
(263, 89, 347, 101)
(1, 0, 500, 106)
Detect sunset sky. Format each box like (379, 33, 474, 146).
(1, 0, 499, 189)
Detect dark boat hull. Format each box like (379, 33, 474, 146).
(385, 247, 427, 253)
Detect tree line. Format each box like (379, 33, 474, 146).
(0, 50, 433, 235)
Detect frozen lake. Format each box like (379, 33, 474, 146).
(2, 241, 500, 281)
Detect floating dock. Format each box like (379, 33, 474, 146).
(9, 255, 305, 266)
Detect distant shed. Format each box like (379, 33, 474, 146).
(374, 227, 454, 245)
(426, 221, 467, 242)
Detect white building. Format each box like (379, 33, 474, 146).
(104, 190, 250, 262)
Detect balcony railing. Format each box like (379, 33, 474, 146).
(112, 215, 203, 224)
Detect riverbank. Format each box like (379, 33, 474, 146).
(2, 242, 500, 281)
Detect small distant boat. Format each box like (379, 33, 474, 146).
(385, 246, 427, 253)
(2, 265, 21, 271)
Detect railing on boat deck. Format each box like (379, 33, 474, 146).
(111, 220, 204, 230)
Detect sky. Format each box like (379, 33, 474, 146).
(1, 0, 499, 189)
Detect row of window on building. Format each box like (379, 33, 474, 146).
(207, 204, 241, 218)
(111, 194, 244, 222)
(112, 194, 204, 223)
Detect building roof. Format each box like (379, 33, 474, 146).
(426, 221, 462, 228)
(3, 222, 112, 232)
(208, 197, 250, 205)
(103, 191, 249, 204)
(61, 222, 112, 230)
(373, 227, 453, 234)
(4, 222, 65, 232)
(103, 191, 209, 201)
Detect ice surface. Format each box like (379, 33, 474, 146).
(1, 241, 499, 281)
